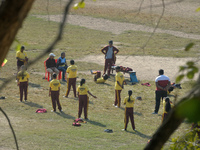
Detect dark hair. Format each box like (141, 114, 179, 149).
(165, 97, 171, 113)
(128, 90, 132, 102)
(159, 69, 164, 75)
(116, 66, 120, 70)
(103, 74, 108, 80)
(61, 52, 65, 56)
(21, 45, 25, 50)
(70, 60, 75, 65)
(80, 78, 85, 86)
(109, 40, 113, 44)
(53, 73, 57, 79)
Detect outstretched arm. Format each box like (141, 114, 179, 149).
(88, 91, 97, 98)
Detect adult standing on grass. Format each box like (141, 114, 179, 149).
(57, 52, 68, 82)
(17, 65, 29, 102)
(16, 46, 28, 73)
(152, 69, 171, 114)
(49, 73, 62, 112)
(46, 53, 59, 80)
(64, 60, 77, 98)
(114, 66, 124, 108)
(101, 40, 119, 77)
(77, 79, 97, 120)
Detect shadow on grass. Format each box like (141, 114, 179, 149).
(0, 78, 6, 81)
(24, 101, 43, 108)
(134, 112, 143, 116)
(55, 111, 75, 120)
(87, 119, 106, 127)
(29, 82, 41, 88)
(127, 130, 152, 139)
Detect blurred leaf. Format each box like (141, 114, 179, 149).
(191, 66, 199, 73)
(176, 98, 200, 122)
(187, 61, 194, 67)
(179, 66, 187, 72)
(78, 2, 85, 8)
(187, 71, 195, 79)
(196, 7, 200, 12)
(176, 74, 184, 83)
(185, 43, 194, 51)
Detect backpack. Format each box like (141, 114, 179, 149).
(35, 108, 47, 113)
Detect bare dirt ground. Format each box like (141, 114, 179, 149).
(77, 55, 197, 81)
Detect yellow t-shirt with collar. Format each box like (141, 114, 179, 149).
(67, 65, 77, 78)
(77, 84, 89, 95)
(49, 79, 61, 91)
(124, 96, 135, 108)
(17, 71, 29, 82)
(115, 72, 124, 90)
(16, 51, 27, 61)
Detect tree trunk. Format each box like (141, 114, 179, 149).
(0, 0, 35, 65)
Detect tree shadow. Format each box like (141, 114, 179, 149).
(134, 112, 143, 116)
(29, 82, 41, 88)
(127, 130, 152, 139)
(55, 111, 75, 120)
(24, 101, 43, 108)
(87, 119, 106, 127)
(119, 107, 125, 111)
(0, 78, 6, 81)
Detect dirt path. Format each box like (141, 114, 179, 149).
(77, 55, 197, 81)
(36, 14, 200, 40)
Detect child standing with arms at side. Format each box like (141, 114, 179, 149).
(162, 97, 173, 123)
(77, 79, 97, 120)
(49, 74, 62, 112)
(65, 60, 77, 98)
(17, 65, 29, 102)
(122, 90, 136, 131)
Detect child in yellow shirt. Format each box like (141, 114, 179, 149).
(17, 65, 29, 102)
(162, 97, 173, 123)
(122, 90, 136, 131)
(49, 74, 62, 112)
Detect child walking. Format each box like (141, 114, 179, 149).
(65, 60, 77, 98)
(49, 74, 62, 112)
(77, 79, 97, 120)
(17, 65, 29, 102)
(122, 90, 136, 131)
(162, 97, 173, 123)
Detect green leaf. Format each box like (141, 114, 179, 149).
(186, 61, 194, 67)
(185, 43, 194, 51)
(196, 7, 200, 12)
(176, 98, 200, 122)
(176, 74, 184, 83)
(191, 66, 199, 73)
(179, 66, 187, 72)
(187, 71, 195, 79)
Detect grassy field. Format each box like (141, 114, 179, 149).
(0, 1, 199, 150)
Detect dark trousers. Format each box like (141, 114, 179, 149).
(124, 107, 135, 130)
(65, 78, 76, 97)
(78, 95, 89, 119)
(19, 81, 28, 101)
(51, 91, 62, 111)
(115, 90, 122, 107)
(57, 66, 67, 80)
(104, 59, 113, 76)
(155, 90, 167, 113)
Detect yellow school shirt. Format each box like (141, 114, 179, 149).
(124, 96, 135, 107)
(96, 77, 106, 83)
(115, 72, 124, 90)
(77, 84, 89, 95)
(67, 65, 77, 78)
(16, 51, 27, 61)
(49, 79, 61, 91)
(17, 71, 30, 82)
(163, 100, 174, 113)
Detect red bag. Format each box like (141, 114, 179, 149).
(72, 122, 81, 126)
(35, 108, 47, 113)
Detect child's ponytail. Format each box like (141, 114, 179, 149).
(165, 97, 171, 113)
(80, 78, 85, 86)
(128, 90, 132, 102)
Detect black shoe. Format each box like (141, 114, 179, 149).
(152, 112, 158, 114)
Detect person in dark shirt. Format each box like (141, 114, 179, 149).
(57, 52, 68, 82)
(46, 53, 59, 80)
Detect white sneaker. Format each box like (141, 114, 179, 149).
(122, 129, 127, 131)
(113, 104, 115, 106)
(115, 106, 119, 108)
(134, 129, 137, 131)
(51, 110, 55, 112)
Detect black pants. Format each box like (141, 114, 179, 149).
(154, 90, 167, 113)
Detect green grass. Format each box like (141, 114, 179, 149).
(0, 2, 198, 149)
